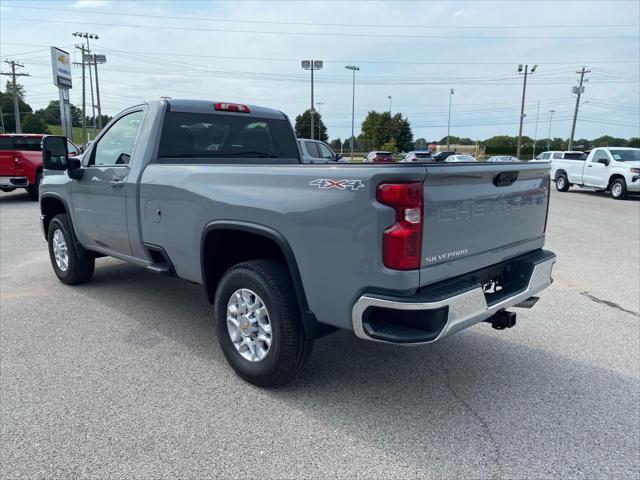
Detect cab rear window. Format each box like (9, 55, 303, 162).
(0, 137, 42, 151)
(157, 112, 299, 164)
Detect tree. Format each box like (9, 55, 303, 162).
(380, 140, 397, 153)
(329, 138, 342, 151)
(439, 135, 474, 145)
(359, 110, 413, 151)
(35, 100, 84, 128)
(294, 109, 328, 141)
(0, 90, 32, 133)
(414, 138, 428, 149)
(5, 80, 26, 101)
(591, 135, 628, 147)
(627, 137, 640, 148)
(21, 113, 50, 134)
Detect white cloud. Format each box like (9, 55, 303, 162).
(71, 0, 111, 8)
(453, 10, 465, 18)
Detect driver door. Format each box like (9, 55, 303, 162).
(583, 149, 610, 188)
(72, 110, 144, 255)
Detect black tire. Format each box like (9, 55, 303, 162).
(555, 172, 570, 192)
(214, 259, 312, 387)
(47, 214, 95, 285)
(610, 178, 628, 200)
(27, 170, 41, 201)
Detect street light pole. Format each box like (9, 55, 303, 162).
(315, 101, 324, 140)
(345, 65, 359, 161)
(446, 88, 454, 151)
(547, 110, 555, 150)
(532, 100, 540, 159)
(301, 60, 323, 139)
(516, 64, 537, 159)
(388, 95, 392, 114)
(73, 32, 99, 143)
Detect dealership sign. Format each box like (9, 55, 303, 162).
(50, 46, 72, 89)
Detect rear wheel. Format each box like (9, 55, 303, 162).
(214, 259, 312, 387)
(610, 178, 627, 200)
(555, 173, 570, 192)
(47, 214, 95, 284)
(27, 170, 42, 201)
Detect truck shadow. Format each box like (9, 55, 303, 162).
(0, 190, 33, 203)
(566, 189, 640, 201)
(67, 259, 640, 477)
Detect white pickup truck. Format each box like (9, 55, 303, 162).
(550, 147, 640, 200)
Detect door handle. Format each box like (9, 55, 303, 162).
(587, 165, 593, 168)
(110, 179, 124, 188)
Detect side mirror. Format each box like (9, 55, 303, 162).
(335, 154, 342, 161)
(42, 136, 68, 170)
(598, 158, 610, 166)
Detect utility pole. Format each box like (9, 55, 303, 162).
(93, 54, 103, 130)
(1, 60, 30, 133)
(388, 95, 392, 114)
(547, 110, 555, 150)
(568, 66, 590, 151)
(516, 64, 537, 159)
(73, 44, 87, 145)
(315, 101, 324, 140)
(447, 88, 454, 151)
(0, 106, 5, 133)
(73, 32, 99, 140)
(301, 60, 323, 139)
(532, 100, 540, 159)
(345, 65, 359, 161)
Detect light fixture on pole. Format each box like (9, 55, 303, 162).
(301, 60, 322, 140)
(516, 64, 537, 159)
(547, 109, 555, 150)
(345, 65, 359, 161)
(446, 88, 454, 151)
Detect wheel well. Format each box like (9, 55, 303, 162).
(202, 229, 289, 304)
(40, 196, 67, 236)
(555, 169, 566, 180)
(608, 174, 625, 189)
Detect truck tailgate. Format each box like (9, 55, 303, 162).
(420, 163, 550, 286)
(0, 151, 15, 171)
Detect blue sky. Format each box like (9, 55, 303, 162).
(1, 0, 638, 142)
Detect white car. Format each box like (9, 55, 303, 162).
(533, 150, 583, 162)
(550, 147, 640, 200)
(487, 155, 520, 163)
(445, 154, 477, 163)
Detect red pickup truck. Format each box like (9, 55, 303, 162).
(0, 134, 80, 200)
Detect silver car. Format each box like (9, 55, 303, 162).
(402, 151, 433, 162)
(445, 154, 477, 163)
(487, 155, 520, 162)
(297, 139, 345, 163)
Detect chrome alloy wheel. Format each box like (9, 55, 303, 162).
(226, 289, 272, 362)
(557, 176, 566, 190)
(52, 229, 69, 272)
(612, 181, 622, 198)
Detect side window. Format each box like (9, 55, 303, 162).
(67, 141, 79, 156)
(317, 143, 334, 159)
(592, 150, 609, 163)
(91, 111, 144, 166)
(304, 141, 320, 158)
(552, 152, 563, 159)
(539, 153, 550, 160)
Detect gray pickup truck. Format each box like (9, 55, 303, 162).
(40, 99, 556, 386)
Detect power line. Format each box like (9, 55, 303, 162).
(3, 17, 638, 39)
(3, 4, 639, 30)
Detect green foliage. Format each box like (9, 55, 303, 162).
(294, 109, 328, 141)
(590, 135, 629, 147)
(4, 80, 26, 100)
(439, 135, 474, 145)
(34, 100, 84, 128)
(380, 140, 397, 153)
(0, 90, 32, 133)
(628, 137, 640, 148)
(329, 138, 342, 150)
(21, 114, 50, 134)
(414, 138, 428, 149)
(359, 111, 413, 152)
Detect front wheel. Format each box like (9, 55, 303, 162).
(47, 214, 95, 284)
(214, 260, 312, 387)
(555, 173, 570, 192)
(610, 178, 628, 200)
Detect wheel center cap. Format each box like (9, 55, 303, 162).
(240, 317, 255, 335)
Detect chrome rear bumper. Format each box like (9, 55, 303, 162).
(352, 250, 556, 345)
(0, 176, 29, 188)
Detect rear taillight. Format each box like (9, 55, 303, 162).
(13, 153, 22, 168)
(376, 182, 423, 270)
(543, 174, 551, 232)
(214, 102, 250, 113)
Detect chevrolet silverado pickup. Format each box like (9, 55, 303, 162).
(0, 134, 79, 200)
(39, 99, 556, 386)
(550, 147, 640, 199)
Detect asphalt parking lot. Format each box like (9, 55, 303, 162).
(1, 187, 638, 479)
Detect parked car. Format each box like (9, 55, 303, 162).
(364, 151, 394, 163)
(402, 151, 432, 162)
(487, 155, 520, 163)
(432, 151, 456, 162)
(533, 151, 583, 162)
(0, 134, 79, 200)
(445, 154, 477, 163)
(39, 99, 556, 387)
(550, 147, 640, 199)
(297, 139, 345, 163)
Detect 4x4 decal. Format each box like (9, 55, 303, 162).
(309, 179, 365, 191)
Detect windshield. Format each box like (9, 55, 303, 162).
(610, 149, 640, 162)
